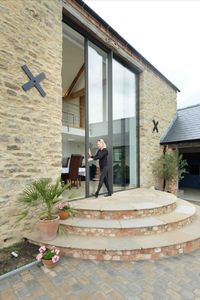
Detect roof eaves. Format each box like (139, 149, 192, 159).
(177, 103, 200, 111)
(160, 114, 178, 144)
(161, 138, 200, 145)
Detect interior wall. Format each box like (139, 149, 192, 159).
(62, 24, 85, 164)
(62, 36, 84, 94)
(62, 137, 85, 164)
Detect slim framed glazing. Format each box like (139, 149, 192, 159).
(62, 18, 140, 198)
(108, 51, 113, 194)
(84, 38, 90, 197)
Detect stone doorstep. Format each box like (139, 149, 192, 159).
(61, 217, 194, 237)
(26, 209, 200, 254)
(24, 191, 200, 261)
(67, 189, 178, 219)
(75, 203, 177, 220)
(58, 199, 196, 236)
(61, 239, 200, 261)
(68, 188, 177, 212)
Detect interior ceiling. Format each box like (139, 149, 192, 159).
(62, 132, 85, 143)
(62, 25, 84, 94)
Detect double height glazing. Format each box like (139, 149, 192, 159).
(62, 22, 138, 199)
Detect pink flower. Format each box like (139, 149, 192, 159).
(52, 255, 60, 263)
(56, 202, 70, 210)
(39, 246, 46, 253)
(56, 203, 65, 210)
(36, 253, 43, 261)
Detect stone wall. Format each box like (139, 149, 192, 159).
(0, 0, 178, 247)
(139, 67, 177, 188)
(0, 0, 63, 246)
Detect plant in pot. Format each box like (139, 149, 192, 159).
(152, 149, 188, 193)
(36, 245, 60, 268)
(18, 178, 69, 241)
(55, 202, 78, 220)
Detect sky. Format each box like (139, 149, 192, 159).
(85, 0, 200, 109)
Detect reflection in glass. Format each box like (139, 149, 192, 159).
(113, 59, 137, 191)
(61, 24, 85, 200)
(88, 42, 108, 195)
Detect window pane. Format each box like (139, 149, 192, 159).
(88, 42, 108, 195)
(113, 59, 137, 191)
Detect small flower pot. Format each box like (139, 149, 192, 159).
(58, 211, 69, 220)
(42, 259, 57, 268)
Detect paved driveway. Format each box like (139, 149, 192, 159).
(1, 250, 200, 300)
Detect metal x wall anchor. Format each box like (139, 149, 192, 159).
(152, 119, 159, 133)
(21, 65, 46, 97)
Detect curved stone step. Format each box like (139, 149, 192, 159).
(60, 199, 196, 237)
(69, 188, 177, 219)
(27, 205, 200, 261)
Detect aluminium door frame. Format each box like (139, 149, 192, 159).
(85, 39, 113, 197)
(62, 18, 140, 198)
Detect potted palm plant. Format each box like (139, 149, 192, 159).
(18, 178, 69, 241)
(153, 150, 188, 193)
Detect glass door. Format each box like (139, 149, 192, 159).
(87, 41, 109, 196)
(112, 59, 137, 191)
(62, 23, 86, 200)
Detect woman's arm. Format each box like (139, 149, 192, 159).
(93, 149, 108, 160)
(88, 148, 92, 157)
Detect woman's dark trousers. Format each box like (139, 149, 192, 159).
(96, 166, 111, 195)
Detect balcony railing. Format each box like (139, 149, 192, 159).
(62, 111, 75, 127)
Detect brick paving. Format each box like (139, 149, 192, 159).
(1, 250, 200, 300)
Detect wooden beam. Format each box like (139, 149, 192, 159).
(80, 96, 85, 128)
(63, 64, 84, 98)
(63, 88, 85, 100)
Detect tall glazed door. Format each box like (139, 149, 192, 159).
(86, 41, 109, 196)
(112, 59, 137, 191)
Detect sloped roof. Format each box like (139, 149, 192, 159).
(160, 104, 200, 144)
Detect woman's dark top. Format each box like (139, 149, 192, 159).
(92, 148, 108, 170)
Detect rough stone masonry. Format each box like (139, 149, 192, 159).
(0, 0, 177, 246)
(0, 0, 63, 246)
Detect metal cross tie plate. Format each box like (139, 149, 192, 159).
(21, 65, 46, 97)
(152, 119, 159, 133)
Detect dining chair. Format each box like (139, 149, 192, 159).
(68, 154, 83, 188)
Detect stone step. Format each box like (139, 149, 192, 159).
(27, 205, 200, 261)
(60, 199, 196, 237)
(68, 188, 177, 219)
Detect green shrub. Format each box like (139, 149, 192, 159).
(153, 150, 188, 191)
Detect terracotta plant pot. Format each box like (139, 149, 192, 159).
(38, 215, 60, 241)
(58, 210, 69, 220)
(42, 259, 57, 268)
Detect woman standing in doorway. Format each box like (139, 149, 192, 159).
(88, 139, 112, 198)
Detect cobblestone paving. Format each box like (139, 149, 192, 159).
(1, 250, 200, 300)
